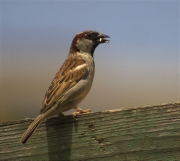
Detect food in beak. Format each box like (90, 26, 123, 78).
(99, 37, 110, 43)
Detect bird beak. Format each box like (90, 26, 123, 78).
(98, 34, 110, 43)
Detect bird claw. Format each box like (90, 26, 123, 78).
(72, 107, 91, 120)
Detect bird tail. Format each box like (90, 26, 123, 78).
(20, 114, 44, 144)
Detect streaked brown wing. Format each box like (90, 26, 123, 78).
(39, 58, 89, 114)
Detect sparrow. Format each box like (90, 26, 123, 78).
(20, 30, 110, 144)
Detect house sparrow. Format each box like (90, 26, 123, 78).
(20, 30, 110, 144)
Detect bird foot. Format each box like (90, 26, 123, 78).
(73, 107, 91, 120)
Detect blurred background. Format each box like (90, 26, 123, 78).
(1, 1, 179, 122)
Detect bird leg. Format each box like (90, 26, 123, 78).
(73, 107, 91, 119)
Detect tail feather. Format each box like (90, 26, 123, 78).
(20, 114, 44, 144)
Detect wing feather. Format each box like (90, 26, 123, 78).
(39, 58, 89, 114)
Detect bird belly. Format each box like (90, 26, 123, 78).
(57, 67, 94, 112)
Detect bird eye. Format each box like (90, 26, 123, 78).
(86, 33, 92, 38)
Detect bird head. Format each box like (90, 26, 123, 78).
(70, 30, 110, 56)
